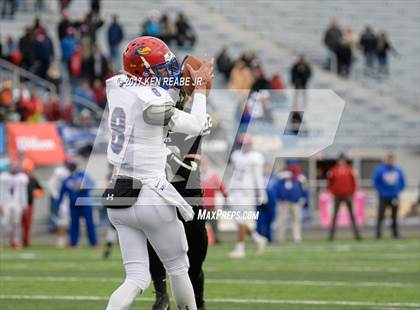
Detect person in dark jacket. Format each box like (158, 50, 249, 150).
(291, 55, 311, 106)
(335, 40, 352, 77)
(327, 154, 361, 240)
(32, 30, 54, 79)
(359, 26, 377, 72)
(216, 46, 234, 79)
(373, 153, 405, 239)
(376, 31, 397, 75)
(323, 19, 342, 70)
(175, 12, 196, 48)
(18, 26, 34, 70)
(107, 15, 124, 68)
(57, 9, 73, 42)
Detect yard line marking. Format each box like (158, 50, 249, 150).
(0, 294, 419, 308)
(0, 276, 416, 288)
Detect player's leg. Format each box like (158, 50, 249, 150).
(390, 199, 400, 238)
(345, 197, 361, 240)
(277, 202, 290, 242)
(106, 209, 150, 310)
(0, 204, 10, 249)
(183, 207, 208, 309)
(138, 189, 196, 310)
(22, 205, 33, 247)
(291, 202, 302, 243)
(56, 201, 69, 248)
(10, 204, 22, 249)
(69, 206, 80, 247)
(328, 198, 340, 240)
(376, 197, 387, 239)
(147, 240, 170, 310)
(83, 206, 98, 246)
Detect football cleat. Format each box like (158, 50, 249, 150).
(152, 291, 170, 310)
(228, 249, 246, 259)
(256, 236, 268, 255)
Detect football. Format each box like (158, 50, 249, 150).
(181, 55, 212, 97)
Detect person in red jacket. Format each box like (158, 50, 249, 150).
(201, 157, 228, 244)
(327, 153, 362, 240)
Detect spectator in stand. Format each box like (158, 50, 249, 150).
(228, 60, 254, 92)
(1, 0, 16, 19)
(373, 153, 405, 239)
(21, 159, 44, 248)
(343, 26, 358, 48)
(87, 44, 108, 83)
(46, 63, 63, 92)
(19, 91, 44, 122)
(327, 153, 362, 241)
(75, 79, 95, 102)
(32, 29, 54, 79)
(90, 0, 100, 18)
(323, 18, 342, 71)
(57, 9, 73, 42)
(107, 14, 124, 68)
(92, 78, 106, 109)
(251, 65, 271, 92)
(142, 11, 160, 37)
(44, 94, 61, 121)
(55, 159, 97, 248)
(175, 12, 196, 48)
(216, 46, 234, 79)
(359, 26, 377, 74)
(335, 40, 352, 78)
(276, 160, 307, 243)
(270, 73, 284, 90)
(60, 27, 77, 76)
(201, 157, 228, 244)
(291, 55, 311, 106)
(12, 82, 30, 105)
(159, 13, 175, 45)
(0, 80, 14, 110)
(18, 26, 34, 70)
(376, 31, 397, 75)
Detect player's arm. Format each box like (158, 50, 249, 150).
(142, 93, 206, 136)
(55, 181, 67, 210)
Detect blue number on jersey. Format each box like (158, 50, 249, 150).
(110, 107, 126, 154)
(151, 87, 161, 97)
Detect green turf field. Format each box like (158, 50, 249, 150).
(1, 238, 419, 309)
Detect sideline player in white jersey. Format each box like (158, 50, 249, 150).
(228, 135, 268, 258)
(0, 162, 29, 249)
(103, 36, 213, 310)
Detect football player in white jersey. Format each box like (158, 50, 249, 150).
(103, 36, 213, 310)
(0, 162, 29, 250)
(228, 135, 268, 258)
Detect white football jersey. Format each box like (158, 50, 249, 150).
(106, 74, 207, 180)
(229, 149, 265, 193)
(0, 171, 29, 207)
(47, 166, 70, 199)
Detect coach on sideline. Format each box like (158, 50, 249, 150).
(373, 152, 406, 239)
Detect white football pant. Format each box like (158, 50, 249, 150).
(106, 186, 196, 310)
(0, 203, 23, 246)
